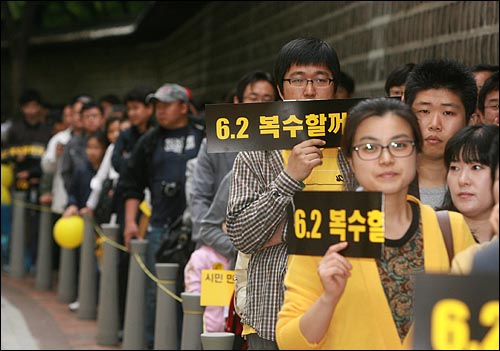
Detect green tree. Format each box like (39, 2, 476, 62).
(1, 1, 149, 118)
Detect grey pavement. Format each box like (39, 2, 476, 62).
(1, 295, 40, 350)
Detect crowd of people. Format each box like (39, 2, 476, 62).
(1, 36, 498, 350)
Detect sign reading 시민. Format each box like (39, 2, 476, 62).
(205, 98, 367, 153)
(200, 269, 235, 307)
(287, 191, 384, 258)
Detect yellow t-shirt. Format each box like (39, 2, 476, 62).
(281, 148, 344, 191)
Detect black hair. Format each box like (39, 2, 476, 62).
(19, 89, 44, 106)
(490, 133, 499, 181)
(99, 94, 121, 105)
(384, 63, 416, 96)
(444, 124, 499, 170)
(404, 59, 478, 124)
(340, 97, 423, 158)
(85, 130, 109, 149)
(124, 85, 155, 105)
(81, 102, 104, 116)
(338, 71, 356, 96)
(235, 70, 278, 103)
(478, 71, 499, 115)
(440, 124, 499, 211)
(105, 116, 121, 135)
(471, 63, 500, 74)
(273, 37, 341, 95)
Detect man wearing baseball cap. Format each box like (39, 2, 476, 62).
(120, 82, 204, 348)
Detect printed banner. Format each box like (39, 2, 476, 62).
(288, 191, 384, 258)
(205, 98, 367, 153)
(413, 273, 499, 350)
(200, 269, 235, 307)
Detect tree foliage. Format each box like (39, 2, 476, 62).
(1, 1, 149, 118)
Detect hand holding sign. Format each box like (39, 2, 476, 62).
(285, 139, 326, 182)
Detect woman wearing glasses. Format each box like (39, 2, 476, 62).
(276, 98, 476, 350)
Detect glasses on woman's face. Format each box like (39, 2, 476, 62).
(353, 140, 416, 161)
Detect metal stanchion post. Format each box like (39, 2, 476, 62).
(96, 223, 120, 346)
(35, 207, 53, 290)
(122, 239, 148, 350)
(154, 263, 179, 350)
(78, 213, 97, 320)
(180, 292, 204, 350)
(57, 247, 77, 303)
(10, 191, 26, 278)
(200, 332, 235, 350)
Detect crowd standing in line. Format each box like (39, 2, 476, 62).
(0, 35, 498, 350)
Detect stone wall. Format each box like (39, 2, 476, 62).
(2, 1, 498, 114)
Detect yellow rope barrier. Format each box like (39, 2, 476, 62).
(184, 310, 204, 315)
(93, 223, 128, 252)
(134, 253, 182, 303)
(11, 197, 184, 303)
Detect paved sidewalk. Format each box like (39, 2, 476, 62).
(1, 295, 40, 350)
(1, 272, 121, 350)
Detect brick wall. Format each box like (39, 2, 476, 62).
(2, 1, 498, 115)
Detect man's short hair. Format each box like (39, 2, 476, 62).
(19, 89, 44, 106)
(81, 102, 104, 116)
(273, 37, 341, 96)
(235, 70, 277, 103)
(124, 85, 155, 105)
(404, 59, 477, 124)
(471, 63, 499, 74)
(478, 71, 499, 115)
(384, 63, 415, 96)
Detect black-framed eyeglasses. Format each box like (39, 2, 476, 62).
(283, 78, 334, 88)
(353, 140, 416, 161)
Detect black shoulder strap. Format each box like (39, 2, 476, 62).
(436, 210, 454, 265)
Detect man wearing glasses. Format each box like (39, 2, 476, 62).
(226, 37, 350, 350)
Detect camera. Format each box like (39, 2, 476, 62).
(161, 181, 180, 197)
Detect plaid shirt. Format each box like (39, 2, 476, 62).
(227, 148, 354, 341)
(227, 149, 300, 341)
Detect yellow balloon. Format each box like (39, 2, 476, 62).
(1, 164, 14, 188)
(53, 215, 84, 249)
(1, 184, 11, 205)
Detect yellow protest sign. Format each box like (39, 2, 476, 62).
(200, 269, 235, 307)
